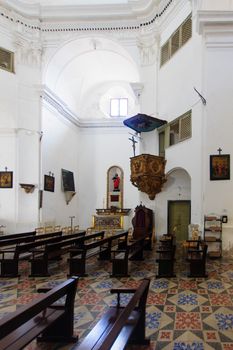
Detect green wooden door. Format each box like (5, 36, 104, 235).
(168, 201, 191, 241)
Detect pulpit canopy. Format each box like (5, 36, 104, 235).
(123, 114, 167, 133)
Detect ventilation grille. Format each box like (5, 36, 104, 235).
(180, 111, 192, 140)
(159, 110, 192, 150)
(160, 14, 192, 67)
(171, 29, 180, 56)
(160, 41, 170, 66)
(181, 16, 192, 45)
(0, 47, 14, 73)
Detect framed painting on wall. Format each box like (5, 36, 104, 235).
(0, 171, 13, 188)
(61, 169, 75, 191)
(44, 175, 55, 192)
(210, 154, 230, 180)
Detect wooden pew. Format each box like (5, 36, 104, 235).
(29, 231, 87, 277)
(68, 231, 128, 277)
(110, 235, 146, 277)
(186, 243, 208, 277)
(156, 244, 176, 278)
(0, 230, 62, 249)
(68, 230, 106, 277)
(71, 278, 150, 350)
(0, 230, 36, 241)
(0, 231, 71, 277)
(0, 277, 79, 350)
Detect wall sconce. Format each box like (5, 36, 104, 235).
(19, 183, 35, 193)
(64, 191, 76, 205)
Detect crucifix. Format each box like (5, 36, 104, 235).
(217, 148, 222, 155)
(128, 136, 138, 157)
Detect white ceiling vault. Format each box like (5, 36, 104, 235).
(44, 36, 141, 124)
(1, 0, 167, 126)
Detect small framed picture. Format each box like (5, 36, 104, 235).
(210, 154, 230, 180)
(0, 171, 13, 188)
(222, 215, 228, 224)
(44, 175, 55, 192)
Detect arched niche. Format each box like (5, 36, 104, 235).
(107, 165, 123, 209)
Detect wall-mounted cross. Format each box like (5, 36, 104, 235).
(217, 148, 222, 155)
(128, 136, 138, 157)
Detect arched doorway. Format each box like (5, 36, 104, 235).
(155, 167, 191, 241)
(166, 168, 191, 241)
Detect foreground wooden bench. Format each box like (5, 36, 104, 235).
(72, 278, 150, 350)
(0, 277, 79, 350)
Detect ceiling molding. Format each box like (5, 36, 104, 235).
(41, 85, 126, 129)
(197, 10, 233, 35)
(0, 0, 174, 32)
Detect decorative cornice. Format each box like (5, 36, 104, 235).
(41, 85, 126, 129)
(0, 1, 174, 34)
(196, 10, 233, 47)
(41, 86, 80, 127)
(197, 10, 233, 35)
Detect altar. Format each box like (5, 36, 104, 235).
(93, 208, 131, 230)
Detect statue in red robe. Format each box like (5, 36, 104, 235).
(112, 173, 120, 191)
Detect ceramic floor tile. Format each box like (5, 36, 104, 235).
(0, 243, 232, 350)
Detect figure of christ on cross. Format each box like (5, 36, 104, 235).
(128, 135, 138, 157)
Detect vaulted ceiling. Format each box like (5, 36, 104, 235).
(1, 0, 166, 125)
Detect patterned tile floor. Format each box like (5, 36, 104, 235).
(0, 244, 233, 350)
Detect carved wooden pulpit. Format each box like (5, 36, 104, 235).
(130, 154, 166, 200)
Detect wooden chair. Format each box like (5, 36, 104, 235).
(132, 204, 153, 250)
(35, 227, 45, 234)
(54, 225, 61, 232)
(159, 233, 174, 249)
(73, 225, 80, 233)
(45, 226, 54, 233)
(62, 226, 72, 235)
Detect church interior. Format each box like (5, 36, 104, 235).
(0, 0, 233, 349)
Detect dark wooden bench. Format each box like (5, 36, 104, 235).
(29, 231, 87, 277)
(71, 278, 150, 350)
(156, 244, 176, 278)
(0, 231, 65, 277)
(68, 231, 128, 277)
(0, 230, 36, 241)
(111, 235, 146, 277)
(186, 243, 208, 277)
(0, 276, 79, 350)
(68, 230, 108, 277)
(0, 230, 62, 250)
